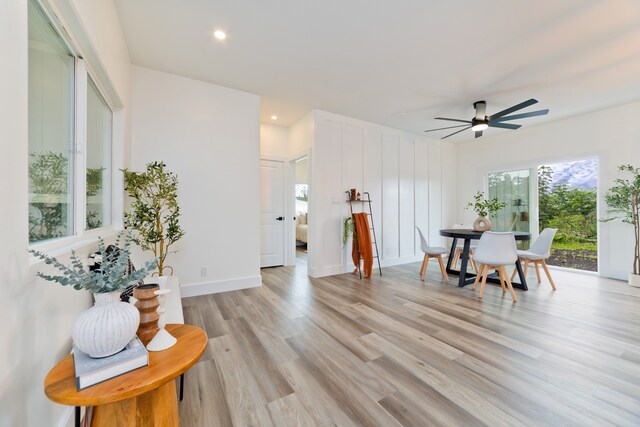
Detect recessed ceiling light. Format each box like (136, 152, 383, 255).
(213, 30, 226, 40)
(270, 115, 278, 120)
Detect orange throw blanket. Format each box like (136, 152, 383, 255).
(351, 213, 373, 278)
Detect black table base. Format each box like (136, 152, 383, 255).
(445, 236, 529, 291)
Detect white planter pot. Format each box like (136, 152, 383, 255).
(629, 273, 640, 288)
(72, 292, 140, 358)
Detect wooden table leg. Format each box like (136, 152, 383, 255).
(91, 380, 179, 427)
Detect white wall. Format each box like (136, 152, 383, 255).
(288, 111, 315, 159)
(131, 66, 261, 296)
(305, 110, 456, 277)
(260, 123, 289, 158)
(0, 1, 131, 426)
(294, 157, 309, 184)
(456, 100, 640, 280)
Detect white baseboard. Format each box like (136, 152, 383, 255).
(180, 275, 262, 297)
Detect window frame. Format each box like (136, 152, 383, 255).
(28, 0, 119, 254)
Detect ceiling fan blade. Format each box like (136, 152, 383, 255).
(435, 117, 472, 124)
(474, 101, 487, 120)
(424, 124, 469, 133)
(489, 98, 538, 120)
(488, 122, 522, 130)
(493, 109, 549, 122)
(441, 126, 472, 139)
(475, 130, 483, 138)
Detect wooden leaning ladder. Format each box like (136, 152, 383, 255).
(346, 191, 382, 279)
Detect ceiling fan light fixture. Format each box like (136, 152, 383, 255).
(471, 123, 488, 131)
(471, 118, 488, 132)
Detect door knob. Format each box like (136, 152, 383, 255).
(276, 217, 284, 221)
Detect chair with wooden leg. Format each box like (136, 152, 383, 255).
(511, 228, 558, 290)
(451, 224, 478, 273)
(416, 226, 449, 282)
(472, 232, 519, 302)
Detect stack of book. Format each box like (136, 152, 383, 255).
(73, 336, 149, 390)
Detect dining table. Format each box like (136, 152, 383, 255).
(439, 229, 532, 290)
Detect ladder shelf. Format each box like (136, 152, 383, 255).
(345, 191, 382, 279)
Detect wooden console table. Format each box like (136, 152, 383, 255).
(45, 324, 207, 427)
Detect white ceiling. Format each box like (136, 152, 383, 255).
(114, 0, 640, 141)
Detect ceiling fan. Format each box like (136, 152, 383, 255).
(424, 98, 549, 139)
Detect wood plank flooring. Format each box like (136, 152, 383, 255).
(180, 257, 640, 426)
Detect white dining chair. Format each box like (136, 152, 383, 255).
(451, 223, 478, 272)
(511, 228, 558, 290)
(472, 231, 519, 302)
(416, 226, 449, 282)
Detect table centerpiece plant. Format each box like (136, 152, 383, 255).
(30, 231, 157, 357)
(601, 164, 640, 286)
(466, 191, 507, 231)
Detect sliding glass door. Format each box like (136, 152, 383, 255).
(488, 169, 532, 243)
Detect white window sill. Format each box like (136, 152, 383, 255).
(28, 225, 122, 265)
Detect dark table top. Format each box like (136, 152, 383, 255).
(439, 229, 531, 240)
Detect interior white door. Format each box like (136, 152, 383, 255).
(260, 159, 285, 267)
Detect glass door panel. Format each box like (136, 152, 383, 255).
(488, 169, 532, 247)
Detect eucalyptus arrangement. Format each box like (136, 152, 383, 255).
(30, 231, 156, 293)
(30, 231, 157, 357)
(602, 164, 640, 285)
(123, 161, 185, 276)
(466, 191, 506, 217)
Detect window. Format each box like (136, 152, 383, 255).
(28, 0, 75, 243)
(86, 78, 112, 229)
(28, 0, 114, 244)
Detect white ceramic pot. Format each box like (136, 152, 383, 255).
(629, 273, 640, 288)
(72, 292, 140, 358)
(473, 216, 492, 232)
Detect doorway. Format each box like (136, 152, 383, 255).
(293, 156, 309, 269)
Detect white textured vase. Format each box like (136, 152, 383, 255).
(72, 292, 140, 358)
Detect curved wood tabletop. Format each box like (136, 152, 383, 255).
(44, 324, 207, 407)
(439, 229, 531, 240)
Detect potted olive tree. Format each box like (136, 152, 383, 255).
(123, 161, 185, 276)
(602, 164, 640, 286)
(30, 231, 156, 357)
(466, 191, 507, 231)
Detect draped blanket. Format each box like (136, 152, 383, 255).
(351, 213, 373, 278)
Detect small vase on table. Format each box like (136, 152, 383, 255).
(146, 287, 177, 351)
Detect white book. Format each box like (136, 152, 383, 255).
(73, 336, 149, 390)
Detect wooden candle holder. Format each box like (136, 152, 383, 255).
(133, 284, 160, 345)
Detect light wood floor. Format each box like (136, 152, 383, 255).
(179, 259, 640, 426)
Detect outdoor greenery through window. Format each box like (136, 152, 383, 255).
(28, 0, 113, 244)
(28, 0, 75, 243)
(538, 160, 598, 272)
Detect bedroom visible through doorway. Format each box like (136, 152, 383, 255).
(294, 157, 309, 267)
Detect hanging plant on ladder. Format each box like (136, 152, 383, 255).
(123, 161, 185, 276)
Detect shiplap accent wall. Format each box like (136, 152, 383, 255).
(305, 110, 455, 278)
